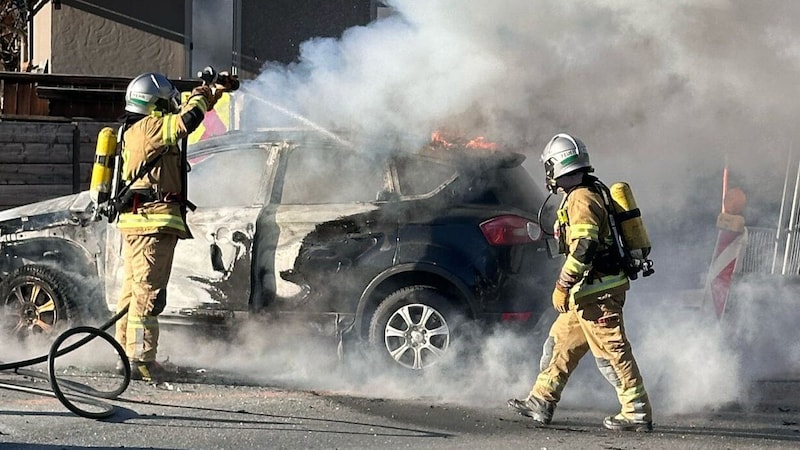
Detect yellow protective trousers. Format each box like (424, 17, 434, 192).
(115, 233, 178, 362)
(529, 292, 652, 422)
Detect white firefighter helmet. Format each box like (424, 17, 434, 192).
(124, 72, 180, 115)
(540, 133, 593, 192)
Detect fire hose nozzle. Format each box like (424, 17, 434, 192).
(197, 65, 240, 91)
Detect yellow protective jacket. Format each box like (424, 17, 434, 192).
(117, 94, 209, 238)
(557, 181, 630, 306)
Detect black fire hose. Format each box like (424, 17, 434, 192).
(0, 306, 131, 419)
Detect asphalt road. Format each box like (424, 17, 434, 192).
(2, 299, 799, 450)
(1, 367, 798, 450)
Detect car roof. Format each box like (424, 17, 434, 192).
(188, 128, 527, 169)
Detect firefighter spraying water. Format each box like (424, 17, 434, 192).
(0, 67, 239, 418)
(87, 67, 238, 382)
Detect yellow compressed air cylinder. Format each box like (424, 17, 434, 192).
(89, 127, 117, 205)
(610, 182, 651, 257)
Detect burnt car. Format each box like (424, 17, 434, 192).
(0, 129, 557, 371)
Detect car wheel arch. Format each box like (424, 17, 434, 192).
(2, 237, 98, 279)
(354, 262, 477, 338)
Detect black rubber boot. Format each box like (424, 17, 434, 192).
(603, 414, 653, 432)
(507, 396, 555, 425)
(129, 360, 168, 382)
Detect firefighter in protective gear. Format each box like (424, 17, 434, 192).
(508, 133, 653, 432)
(114, 72, 223, 382)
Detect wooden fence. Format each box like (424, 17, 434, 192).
(0, 120, 114, 210)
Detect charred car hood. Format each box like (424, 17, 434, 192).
(0, 192, 93, 233)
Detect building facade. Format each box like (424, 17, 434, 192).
(26, 0, 386, 79)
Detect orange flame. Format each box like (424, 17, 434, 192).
(430, 130, 498, 150)
(465, 136, 498, 150)
(431, 130, 453, 148)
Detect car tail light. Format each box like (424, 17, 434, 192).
(501, 311, 533, 322)
(480, 215, 542, 246)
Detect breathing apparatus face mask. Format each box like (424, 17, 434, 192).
(154, 95, 180, 114)
(167, 92, 181, 113)
(543, 158, 558, 193)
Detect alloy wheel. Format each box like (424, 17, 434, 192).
(383, 302, 450, 370)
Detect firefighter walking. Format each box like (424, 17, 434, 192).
(508, 133, 653, 432)
(114, 72, 223, 382)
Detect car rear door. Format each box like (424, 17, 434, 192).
(266, 141, 388, 313)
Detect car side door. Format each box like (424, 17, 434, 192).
(258, 142, 389, 315)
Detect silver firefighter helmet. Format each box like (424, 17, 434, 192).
(124, 72, 180, 115)
(540, 133, 593, 192)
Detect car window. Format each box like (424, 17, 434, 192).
(394, 156, 457, 196)
(494, 166, 544, 208)
(390, 151, 544, 211)
(188, 147, 270, 207)
(281, 144, 385, 204)
(462, 165, 544, 211)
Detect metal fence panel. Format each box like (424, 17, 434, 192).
(740, 226, 800, 275)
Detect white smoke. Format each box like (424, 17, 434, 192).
(234, 0, 800, 415)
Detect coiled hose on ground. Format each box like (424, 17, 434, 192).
(0, 306, 130, 419)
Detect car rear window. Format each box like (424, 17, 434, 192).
(469, 165, 544, 211)
(394, 153, 544, 212)
(394, 156, 457, 196)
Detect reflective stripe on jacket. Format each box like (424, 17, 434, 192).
(118, 211, 187, 233)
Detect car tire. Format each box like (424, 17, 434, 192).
(368, 285, 463, 371)
(0, 264, 80, 337)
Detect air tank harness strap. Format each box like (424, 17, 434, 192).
(591, 249, 623, 277)
(127, 189, 184, 213)
(591, 180, 627, 260)
(614, 207, 642, 222)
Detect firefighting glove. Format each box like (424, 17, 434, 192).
(191, 85, 223, 110)
(552, 284, 570, 313)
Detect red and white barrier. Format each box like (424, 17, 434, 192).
(704, 166, 747, 319)
(706, 216, 746, 318)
